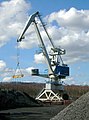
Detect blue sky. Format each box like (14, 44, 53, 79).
(0, 0, 89, 85)
(29, 0, 89, 14)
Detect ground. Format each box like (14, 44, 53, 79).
(0, 105, 66, 120)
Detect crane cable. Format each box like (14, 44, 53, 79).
(12, 42, 24, 79)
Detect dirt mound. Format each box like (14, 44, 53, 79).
(0, 89, 42, 110)
(51, 91, 89, 120)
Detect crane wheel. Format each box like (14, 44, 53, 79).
(62, 93, 69, 100)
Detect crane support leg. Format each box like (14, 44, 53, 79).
(36, 80, 63, 102)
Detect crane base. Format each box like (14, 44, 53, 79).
(36, 88, 63, 102)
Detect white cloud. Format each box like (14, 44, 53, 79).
(2, 77, 12, 82)
(0, 60, 6, 70)
(47, 7, 89, 30)
(0, 66, 36, 82)
(63, 76, 77, 85)
(26, 67, 35, 74)
(0, 0, 31, 47)
(18, 31, 39, 49)
(34, 53, 45, 64)
(44, 8, 89, 64)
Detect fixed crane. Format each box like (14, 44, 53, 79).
(17, 12, 69, 102)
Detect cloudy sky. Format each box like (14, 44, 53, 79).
(0, 0, 89, 85)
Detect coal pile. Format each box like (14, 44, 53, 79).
(51, 91, 89, 120)
(0, 89, 42, 110)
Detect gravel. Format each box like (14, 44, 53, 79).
(51, 92, 89, 120)
(0, 89, 42, 110)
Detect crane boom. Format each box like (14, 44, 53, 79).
(17, 12, 39, 42)
(17, 11, 54, 76)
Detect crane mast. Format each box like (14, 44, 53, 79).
(17, 11, 69, 102)
(33, 20, 54, 77)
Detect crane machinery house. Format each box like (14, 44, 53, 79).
(54, 65, 69, 79)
